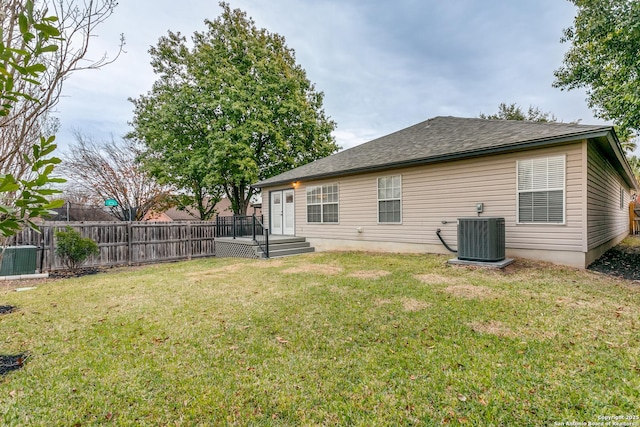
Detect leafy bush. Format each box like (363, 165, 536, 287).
(54, 226, 99, 271)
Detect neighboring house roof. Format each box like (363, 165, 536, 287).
(50, 204, 118, 221)
(254, 116, 637, 190)
(143, 198, 247, 221)
(145, 205, 208, 221)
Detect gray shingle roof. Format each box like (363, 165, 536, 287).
(254, 116, 612, 187)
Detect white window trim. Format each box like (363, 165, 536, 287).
(306, 184, 340, 224)
(620, 186, 625, 210)
(516, 155, 566, 225)
(377, 175, 403, 224)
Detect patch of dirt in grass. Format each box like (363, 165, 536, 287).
(348, 270, 391, 279)
(401, 298, 430, 312)
(329, 285, 365, 296)
(442, 284, 501, 299)
(49, 267, 101, 279)
(500, 258, 553, 274)
(374, 298, 393, 306)
(282, 263, 343, 275)
(469, 320, 517, 338)
(554, 297, 600, 309)
(520, 290, 553, 300)
(186, 263, 248, 279)
(413, 273, 466, 285)
(247, 260, 285, 269)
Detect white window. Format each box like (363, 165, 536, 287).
(306, 184, 339, 223)
(378, 175, 402, 223)
(517, 155, 565, 224)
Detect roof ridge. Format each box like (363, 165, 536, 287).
(431, 115, 610, 128)
(254, 116, 619, 188)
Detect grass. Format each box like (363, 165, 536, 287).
(0, 251, 639, 426)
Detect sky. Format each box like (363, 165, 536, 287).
(54, 0, 596, 152)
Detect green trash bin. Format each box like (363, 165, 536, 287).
(0, 246, 37, 276)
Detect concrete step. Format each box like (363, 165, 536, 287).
(266, 237, 307, 244)
(265, 241, 311, 251)
(262, 246, 315, 258)
(255, 239, 315, 258)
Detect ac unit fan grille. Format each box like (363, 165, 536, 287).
(457, 218, 505, 262)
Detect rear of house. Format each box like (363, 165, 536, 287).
(255, 117, 637, 268)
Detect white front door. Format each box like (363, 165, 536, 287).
(270, 191, 283, 235)
(283, 189, 295, 235)
(270, 189, 295, 236)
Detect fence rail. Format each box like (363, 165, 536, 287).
(8, 221, 217, 272)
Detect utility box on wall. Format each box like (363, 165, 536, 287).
(457, 218, 505, 262)
(0, 245, 38, 276)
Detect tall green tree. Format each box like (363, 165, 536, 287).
(479, 103, 557, 122)
(129, 2, 338, 215)
(553, 0, 640, 139)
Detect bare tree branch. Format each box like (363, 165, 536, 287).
(0, 0, 124, 179)
(60, 132, 174, 221)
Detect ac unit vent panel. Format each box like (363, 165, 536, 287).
(457, 218, 505, 262)
(0, 245, 37, 276)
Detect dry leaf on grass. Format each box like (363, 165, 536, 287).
(275, 336, 289, 344)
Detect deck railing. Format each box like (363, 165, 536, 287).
(215, 215, 264, 239)
(215, 215, 269, 258)
(253, 215, 269, 258)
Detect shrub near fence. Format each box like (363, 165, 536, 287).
(9, 221, 217, 271)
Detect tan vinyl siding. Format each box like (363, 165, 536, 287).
(277, 143, 585, 252)
(587, 140, 631, 250)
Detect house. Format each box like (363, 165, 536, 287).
(254, 116, 638, 268)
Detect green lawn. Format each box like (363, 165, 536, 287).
(0, 251, 639, 426)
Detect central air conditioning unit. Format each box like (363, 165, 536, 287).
(0, 245, 38, 276)
(457, 218, 505, 262)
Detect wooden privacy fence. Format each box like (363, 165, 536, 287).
(9, 221, 216, 272)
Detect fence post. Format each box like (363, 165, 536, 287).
(252, 215, 256, 241)
(127, 222, 133, 266)
(265, 227, 269, 258)
(232, 216, 236, 239)
(39, 227, 46, 273)
(215, 215, 218, 238)
(48, 226, 55, 271)
(187, 222, 192, 260)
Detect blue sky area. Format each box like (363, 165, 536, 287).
(55, 0, 597, 151)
